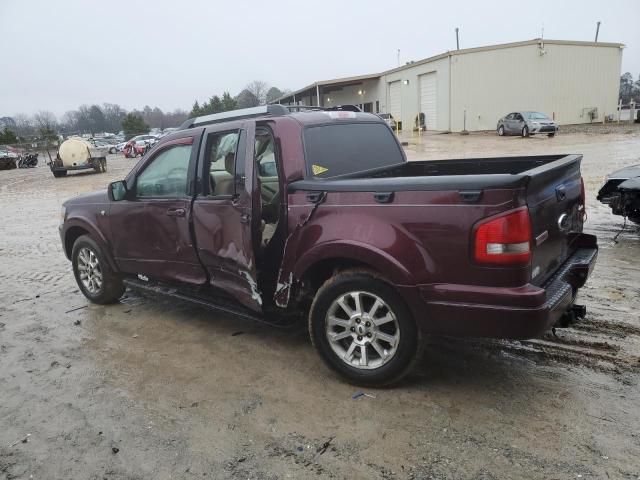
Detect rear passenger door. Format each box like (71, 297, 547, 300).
(191, 122, 262, 312)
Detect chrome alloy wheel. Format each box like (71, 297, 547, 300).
(77, 247, 103, 294)
(325, 291, 400, 370)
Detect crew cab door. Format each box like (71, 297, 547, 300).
(191, 122, 262, 312)
(109, 134, 207, 284)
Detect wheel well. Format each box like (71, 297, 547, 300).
(64, 226, 89, 259)
(301, 258, 381, 294)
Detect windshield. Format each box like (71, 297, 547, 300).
(303, 122, 405, 178)
(524, 112, 549, 120)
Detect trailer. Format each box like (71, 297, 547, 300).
(49, 138, 106, 178)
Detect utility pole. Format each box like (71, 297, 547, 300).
(595, 21, 601, 42)
(455, 28, 460, 50)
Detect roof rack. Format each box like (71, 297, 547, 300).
(179, 104, 289, 130)
(284, 104, 363, 113)
(178, 103, 365, 130)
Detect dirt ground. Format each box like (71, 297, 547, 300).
(1, 130, 640, 480)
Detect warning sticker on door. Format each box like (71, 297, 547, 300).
(312, 164, 328, 175)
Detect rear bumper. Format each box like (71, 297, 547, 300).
(400, 242, 597, 339)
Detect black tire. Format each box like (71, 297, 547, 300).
(71, 235, 124, 304)
(109, 147, 117, 154)
(309, 270, 421, 386)
(497, 125, 505, 136)
(53, 170, 67, 178)
(548, 132, 555, 138)
(521, 126, 529, 137)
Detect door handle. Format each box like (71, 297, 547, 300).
(166, 207, 186, 217)
(240, 213, 250, 223)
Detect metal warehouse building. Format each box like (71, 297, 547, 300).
(273, 39, 624, 132)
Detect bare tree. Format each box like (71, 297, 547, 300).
(245, 80, 269, 105)
(33, 111, 57, 133)
(13, 113, 34, 136)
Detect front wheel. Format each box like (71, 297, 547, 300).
(522, 126, 529, 137)
(497, 125, 505, 136)
(548, 132, 555, 138)
(309, 270, 421, 386)
(72, 235, 124, 304)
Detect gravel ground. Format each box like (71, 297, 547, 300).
(1, 131, 640, 480)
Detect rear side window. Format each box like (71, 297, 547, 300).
(303, 123, 404, 178)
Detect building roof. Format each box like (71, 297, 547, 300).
(272, 38, 625, 104)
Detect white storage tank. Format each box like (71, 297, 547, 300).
(58, 138, 102, 167)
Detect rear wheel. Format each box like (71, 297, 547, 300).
(548, 132, 555, 138)
(72, 235, 124, 304)
(52, 170, 67, 178)
(309, 270, 421, 386)
(522, 126, 529, 137)
(498, 125, 505, 136)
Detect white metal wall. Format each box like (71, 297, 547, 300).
(419, 72, 437, 130)
(449, 42, 623, 131)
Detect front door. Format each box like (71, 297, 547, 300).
(191, 122, 262, 312)
(109, 135, 207, 285)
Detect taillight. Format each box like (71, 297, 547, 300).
(474, 207, 532, 265)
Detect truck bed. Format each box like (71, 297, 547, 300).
(288, 154, 578, 192)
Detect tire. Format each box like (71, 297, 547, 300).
(52, 170, 67, 178)
(548, 132, 555, 138)
(497, 125, 505, 136)
(71, 235, 124, 304)
(308, 270, 421, 386)
(522, 126, 529, 137)
(109, 147, 117, 154)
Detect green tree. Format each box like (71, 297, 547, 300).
(221, 92, 236, 111)
(121, 113, 149, 140)
(266, 86, 284, 103)
(0, 128, 18, 145)
(191, 100, 201, 117)
(620, 72, 635, 104)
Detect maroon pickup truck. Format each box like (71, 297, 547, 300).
(60, 105, 597, 385)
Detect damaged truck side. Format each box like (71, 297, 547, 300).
(60, 105, 597, 386)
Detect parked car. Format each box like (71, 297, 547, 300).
(90, 139, 118, 154)
(59, 105, 597, 386)
(497, 111, 558, 137)
(597, 164, 640, 225)
(377, 113, 397, 130)
(0, 148, 19, 170)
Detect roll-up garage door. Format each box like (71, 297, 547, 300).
(419, 72, 437, 130)
(388, 81, 401, 121)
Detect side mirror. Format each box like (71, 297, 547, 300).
(109, 180, 128, 201)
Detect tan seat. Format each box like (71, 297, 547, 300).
(210, 153, 235, 196)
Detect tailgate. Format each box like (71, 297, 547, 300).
(526, 155, 585, 286)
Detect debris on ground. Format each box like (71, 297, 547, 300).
(112, 447, 119, 454)
(9, 434, 31, 447)
(316, 436, 335, 456)
(65, 305, 87, 314)
(352, 391, 376, 400)
(73, 320, 81, 326)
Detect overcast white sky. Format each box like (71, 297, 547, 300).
(1, 0, 638, 117)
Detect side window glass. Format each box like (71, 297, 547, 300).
(136, 144, 192, 198)
(208, 131, 240, 197)
(255, 133, 277, 178)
